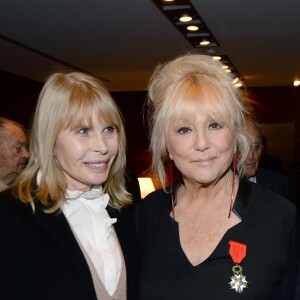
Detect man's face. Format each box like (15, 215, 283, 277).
(244, 120, 263, 178)
(0, 123, 29, 186)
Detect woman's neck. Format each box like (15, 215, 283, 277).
(178, 171, 237, 209)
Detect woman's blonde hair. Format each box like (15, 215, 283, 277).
(147, 53, 250, 188)
(13, 72, 131, 212)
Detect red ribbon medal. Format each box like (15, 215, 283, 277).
(228, 240, 249, 293)
(229, 240, 246, 264)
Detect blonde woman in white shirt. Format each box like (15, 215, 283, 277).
(0, 72, 138, 300)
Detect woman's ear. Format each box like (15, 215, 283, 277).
(167, 149, 173, 160)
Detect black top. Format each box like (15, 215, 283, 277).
(136, 179, 299, 300)
(0, 189, 139, 300)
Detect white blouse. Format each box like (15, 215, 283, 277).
(61, 186, 122, 296)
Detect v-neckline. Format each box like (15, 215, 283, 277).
(166, 178, 252, 267)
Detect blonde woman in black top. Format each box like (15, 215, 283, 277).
(136, 54, 299, 299)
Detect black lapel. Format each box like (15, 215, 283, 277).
(32, 205, 96, 296)
(232, 178, 252, 219)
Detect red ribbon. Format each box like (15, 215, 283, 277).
(229, 240, 247, 264)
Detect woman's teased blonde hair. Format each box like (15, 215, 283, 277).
(147, 53, 250, 188)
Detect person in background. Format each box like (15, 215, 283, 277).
(0, 72, 138, 300)
(0, 117, 29, 191)
(244, 115, 290, 198)
(136, 53, 299, 299)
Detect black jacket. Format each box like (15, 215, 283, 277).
(255, 167, 290, 198)
(0, 189, 138, 300)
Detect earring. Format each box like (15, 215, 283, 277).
(228, 151, 237, 218)
(169, 160, 175, 221)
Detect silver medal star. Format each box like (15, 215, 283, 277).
(229, 274, 248, 293)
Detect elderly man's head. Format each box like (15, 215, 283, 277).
(0, 118, 29, 191)
(244, 117, 263, 178)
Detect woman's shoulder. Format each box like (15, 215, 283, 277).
(138, 181, 182, 214)
(139, 187, 171, 210)
(135, 186, 173, 229)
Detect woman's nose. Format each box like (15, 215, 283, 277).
(94, 134, 108, 154)
(194, 130, 209, 151)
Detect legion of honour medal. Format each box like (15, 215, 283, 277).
(228, 240, 249, 293)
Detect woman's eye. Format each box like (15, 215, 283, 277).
(104, 126, 116, 134)
(77, 127, 90, 135)
(177, 127, 191, 134)
(209, 122, 222, 129)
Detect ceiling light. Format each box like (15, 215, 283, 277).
(187, 25, 199, 31)
(179, 14, 192, 22)
(293, 80, 300, 87)
(199, 39, 210, 46)
(221, 65, 229, 69)
(150, 0, 242, 84)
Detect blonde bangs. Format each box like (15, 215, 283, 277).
(60, 85, 121, 132)
(165, 79, 234, 130)
(13, 71, 130, 211)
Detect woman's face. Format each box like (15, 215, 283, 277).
(54, 112, 119, 191)
(167, 110, 235, 186)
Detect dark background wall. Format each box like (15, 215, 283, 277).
(2, 70, 300, 179)
(1, 70, 42, 128)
